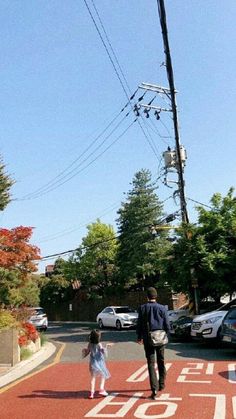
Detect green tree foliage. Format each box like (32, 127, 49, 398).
(0, 268, 22, 307)
(163, 188, 236, 301)
(0, 269, 40, 307)
(116, 169, 170, 289)
(40, 258, 72, 306)
(0, 158, 14, 211)
(19, 279, 40, 307)
(66, 220, 118, 297)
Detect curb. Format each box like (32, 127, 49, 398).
(0, 342, 56, 388)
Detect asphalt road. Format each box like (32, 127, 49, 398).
(1, 322, 236, 419)
(46, 321, 236, 363)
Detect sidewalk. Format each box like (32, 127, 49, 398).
(0, 341, 56, 388)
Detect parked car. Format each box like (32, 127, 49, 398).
(170, 316, 193, 340)
(191, 298, 236, 341)
(28, 307, 48, 331)
(220, 306, 236, 347)
(168, 309, 189, 324)
(168, 309, 189, 332)
(96, 306, 138, 330)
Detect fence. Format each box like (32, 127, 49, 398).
(43, 288, 180, 322)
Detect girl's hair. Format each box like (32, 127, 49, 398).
(89, 329, 101, 344)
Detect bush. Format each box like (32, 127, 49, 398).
(22, 322, 38, 342)
(18, 334, 28, 346)
(40, 332, 47, 346)
(11, 306, 33, 323)
(20, 346, 33, 361)
(18, 322, 39, 347)
(0, 310, 18, 330)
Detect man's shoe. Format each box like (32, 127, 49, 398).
(88, 391, 94, 399)
(150, 390, 157, 400)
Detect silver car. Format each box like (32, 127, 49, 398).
(96, 306, 138, 330)
(28, 307, 48, 331)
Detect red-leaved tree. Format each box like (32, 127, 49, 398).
(0, 226, 41, 277)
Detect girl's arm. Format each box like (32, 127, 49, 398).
(105, 343, 114, 348)
(82, 343, 90, 358)
(99, 342, 114, 357)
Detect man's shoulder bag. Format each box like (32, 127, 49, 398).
(149, 329, 168, 347)
(145, 305, 168, 347)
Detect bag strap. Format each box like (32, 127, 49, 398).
(145, 304, 150, 332)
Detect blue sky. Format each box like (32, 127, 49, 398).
(0, 1, 235, 273)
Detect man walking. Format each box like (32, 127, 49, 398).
(136, 287, 170, 400)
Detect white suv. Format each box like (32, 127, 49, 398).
(28, 307, 48, 331)
(191, 299, 236, 341)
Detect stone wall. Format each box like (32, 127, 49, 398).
(0, 329, 20, 366)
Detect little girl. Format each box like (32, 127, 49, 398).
(82, 329, 113, 399)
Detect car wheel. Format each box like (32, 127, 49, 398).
(216, 326, 222, 346)
(98, 319, 103, 329)
(116, 320, 122, 330)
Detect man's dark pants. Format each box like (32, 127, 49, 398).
(144, 343, 166, 392)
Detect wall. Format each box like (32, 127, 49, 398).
(0, 329, 20, 366)
(43, 288, 185, 322)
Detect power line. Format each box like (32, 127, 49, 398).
(17, 113, 135, 200)
(40, 222, 165, 262)
(37, 201, 121, 243)
(187, 197, 213, 210)
(147, 117, 172, 143)
(139, 118, 161, 161)
(84, 0, 164, 165)
(83, 0, 131, 104)
(40, 201, 177, 261)
(16, 110, 122, 200)
(91, 0, 132, 96)
(31, 118, 136, 199)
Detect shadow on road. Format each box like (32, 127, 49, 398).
(18, 388, 149, 400)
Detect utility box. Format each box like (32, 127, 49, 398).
(0, 329, 20, 366)
(163, 148, 176, 169)
(163, 146, 187, 170)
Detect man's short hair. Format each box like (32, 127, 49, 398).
(147, 287, 157, 299)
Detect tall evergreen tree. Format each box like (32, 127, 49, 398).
(116, 169, 170, 289)
(0, 158, 14, 211)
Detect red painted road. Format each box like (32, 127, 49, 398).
(1, 360, 236, 418)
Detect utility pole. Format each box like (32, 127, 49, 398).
(157, 0, 189, 224)
(156, 0, 199, 315)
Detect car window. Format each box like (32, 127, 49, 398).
(102, 307, 114, 314)
(102, 308, 112, 313)
(217, 298, 236, 311)
(225, 308, 236, 320)
(107, 308, 114, 314)
(34, 309, 44, 315)
(115, 307, 133, 314)
(29, 308, 44, 316)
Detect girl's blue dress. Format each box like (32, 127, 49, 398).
(89, 343, 111, 379)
